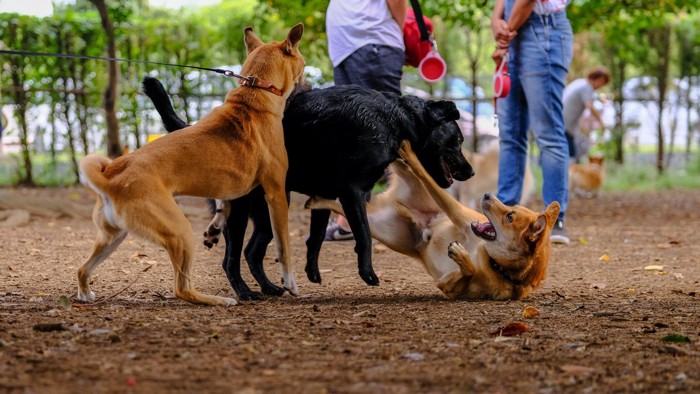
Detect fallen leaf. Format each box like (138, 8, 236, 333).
(578, 237, 587, 246)
(660, 334, 691, 343)
(560, 365, 596, 375)
(644, 265, 664, 271)
(490, 322, 529, 337)
(521, 306, 540, 318)
(598, 254, 610, 262)
(131, 252, 148, 258)
(58, 295, 72, 311)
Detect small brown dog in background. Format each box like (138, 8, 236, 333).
(569, 156, 605, 198)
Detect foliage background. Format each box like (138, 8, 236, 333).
(1, 0, 699, 185)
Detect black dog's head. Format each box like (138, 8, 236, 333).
(404, 98, 474, 188)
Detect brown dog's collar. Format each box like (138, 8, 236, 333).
(239, 76, 283, 97)
(489, 257, 524, 286)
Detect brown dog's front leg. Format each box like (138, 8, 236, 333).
(264, 186, 298, 296)
(447, 241, 476, 277)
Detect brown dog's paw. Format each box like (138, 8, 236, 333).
(447, 241, 466, 260)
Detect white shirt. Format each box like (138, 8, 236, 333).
(534, 0, 568, 15)
(326, 0, 405, 67)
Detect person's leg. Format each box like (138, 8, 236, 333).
(497, 47, 530, 207)
(565, 130, 577, 163)
(518, 13, 573, 243)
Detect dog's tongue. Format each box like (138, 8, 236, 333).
(475, 222, 494, 234)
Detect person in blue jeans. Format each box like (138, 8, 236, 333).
(323, 0, 407, 241)
(491, 0, 573, 244)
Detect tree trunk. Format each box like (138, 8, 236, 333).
(7, 22, 33, 186)
(652, 24, 672, 175)
(91, 0, 122, 158)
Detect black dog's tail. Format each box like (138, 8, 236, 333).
(142, 77, 189, 133)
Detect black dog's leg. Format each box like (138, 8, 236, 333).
(305, 209, 331, 283)
(340, 191, 379, 286)
(244, 187, 285, 296)
(222, 195, 264, 301)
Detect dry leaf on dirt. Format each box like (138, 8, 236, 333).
(490, 322, 529, 337)
(644, 265, 664, 271)
(598, 254, 610, 262)
(560, 365, 597, 375)
(521, 306, 540, 318)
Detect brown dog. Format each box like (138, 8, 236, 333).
(307, 141, 559, 300)
(77, 25, 305, 305)
(569, 156, 605, 198)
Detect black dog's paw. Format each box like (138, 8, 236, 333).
(238, 290, 264, 301)
(261, 283, 285, 297)
(360, 269, 379, 286)
(305, 266, 322, 284)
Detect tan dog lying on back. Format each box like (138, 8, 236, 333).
(77, 25, 306, 306)
(308, 142, 559, 300)
(569, 156, 605, 198)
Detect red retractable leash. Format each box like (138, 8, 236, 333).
(493, 53, 511, 128)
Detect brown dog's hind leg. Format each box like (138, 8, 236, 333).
(398, 141, 476, 230)
(132, 197, 237, 306)
(77, 215, 127, 302)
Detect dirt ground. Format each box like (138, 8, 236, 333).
(0, 187, 698, 393)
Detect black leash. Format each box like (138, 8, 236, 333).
(0, 48, 238, 77)
(0, 49, 284, 96)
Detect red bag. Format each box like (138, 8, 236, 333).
(403, 8, 434, 67)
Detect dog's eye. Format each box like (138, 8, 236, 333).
(506, 212, 514, 223)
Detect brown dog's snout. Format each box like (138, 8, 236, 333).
(483, 192, 493, 201)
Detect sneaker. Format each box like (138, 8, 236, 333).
(324, 219, 354, 241)
(550, 219, 570, 245)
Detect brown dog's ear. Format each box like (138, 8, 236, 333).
(527, 201, 561, 244)
(527, 215, 548, 244)
(282, 23, 304, 55)
(244, 27, 265, 54)
(544, 201, 561, 225)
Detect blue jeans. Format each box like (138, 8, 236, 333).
(497, 7, 573, 221)
(333, 44, 404, 95)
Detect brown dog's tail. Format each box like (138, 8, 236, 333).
(79, 154, 113, 196)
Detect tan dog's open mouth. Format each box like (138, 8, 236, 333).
(471, 221, 496, 240)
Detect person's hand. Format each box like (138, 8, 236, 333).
(492, 47, 508, 67)
(491, 18, 516, 48)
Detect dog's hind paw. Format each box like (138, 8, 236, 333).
(203, 229, 221, 249)
(222, 297, 238, 306)
(360, 269, 380, 286)
(282, 272, 299, 296)
(75, 289, 96, 303)
(238, 290, 264, 301)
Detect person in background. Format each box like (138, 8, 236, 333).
(323, 0, 406, 241)
(491, 0, 573, 245)
(563, 67, 610, 163)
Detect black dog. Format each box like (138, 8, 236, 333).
(143, 77, 473, 300)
